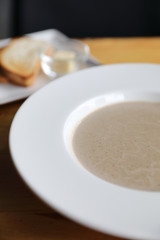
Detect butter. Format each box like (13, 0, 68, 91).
(53, 50, 76, 74)
(54, 50, 75, 60)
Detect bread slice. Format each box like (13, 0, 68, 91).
(0, 47, 8, 83)
(0, 37, 52, 86)
(0, 71, 7, 83)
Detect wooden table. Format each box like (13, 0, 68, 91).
(1, 37, 160, 240)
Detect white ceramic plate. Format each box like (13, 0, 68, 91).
(0, 29, 99, 105)
(9, 64, 160, 240)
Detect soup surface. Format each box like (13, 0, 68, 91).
(72, 101, 160, 191)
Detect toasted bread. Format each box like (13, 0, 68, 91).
(0, 37, 52, 86)
(0, 47, 8, 83)
(0, 72, 7, 83)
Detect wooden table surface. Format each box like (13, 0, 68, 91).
(1, 37, 160, 240)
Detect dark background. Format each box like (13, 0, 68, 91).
(1, 0, 160, 39)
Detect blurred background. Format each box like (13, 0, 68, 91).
(1, 0, 160, 39)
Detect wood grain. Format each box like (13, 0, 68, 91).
(1, 37, 159, 240)
(83, 37, 160, 64)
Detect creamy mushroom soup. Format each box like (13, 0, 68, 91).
(72, 102, 160, 191)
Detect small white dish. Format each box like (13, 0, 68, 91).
(9, 63, 160, 240)
(40, 38, 90, 78)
